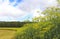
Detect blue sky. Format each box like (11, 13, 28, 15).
(0, 0, 57, 21)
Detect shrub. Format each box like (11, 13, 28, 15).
(15, 23, 41, 39)
(15, 22, 60, 39)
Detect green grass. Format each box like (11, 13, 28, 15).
(0, 28, 18, 39)
(0, 28, 20, 30)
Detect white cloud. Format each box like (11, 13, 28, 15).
(0, 16, 16, 21)
(0, 0, 57, 21)
(0, 0, 28, 18)
(18, 0, 57, 11)
(17, 0, 57, 18)
(31, 9, 42, 17)
(0, 0, 30, 21)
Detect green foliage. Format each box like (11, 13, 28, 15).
(41, 7, 60, 39)
(15, 22, 55, 39)
(15, 6, 60, 39)
(15, 23, 40, 39)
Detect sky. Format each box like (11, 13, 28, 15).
(0, 0, 57, 21)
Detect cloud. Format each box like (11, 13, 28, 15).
(40, 0, 57, 10)
(18, 0, 57, 11)
(0, 16, 16, 21)
(0, 0, 31, 21)
(31, 9, 42, 17)
(0, 0, 29, 18)
(0, 0, 57, 21)
(17, 0, 57, 17)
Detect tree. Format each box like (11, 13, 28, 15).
(41, 7, 60, 39)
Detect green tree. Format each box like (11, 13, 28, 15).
(41, 7, 60, 39)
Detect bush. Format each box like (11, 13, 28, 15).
(15, 22, 60, 39)
(15, 23, 41, 39)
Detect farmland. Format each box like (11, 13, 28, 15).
(0, 22, 34, 39)
(0, 28, 17, 39)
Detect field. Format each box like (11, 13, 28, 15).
(0, 28, 18, 39)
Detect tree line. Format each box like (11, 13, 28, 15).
(0, 22, 34, 27)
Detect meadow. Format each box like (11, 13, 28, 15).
(0, 22, 33, 39)
(0, 28, 18, 39)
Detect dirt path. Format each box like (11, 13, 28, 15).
(0, 30, 16, 39)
